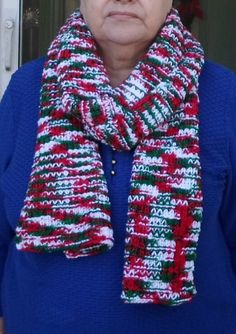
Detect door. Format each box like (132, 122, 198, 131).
(0, 0, 79, 99)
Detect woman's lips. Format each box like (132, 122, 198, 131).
(108, 11, 139, 20)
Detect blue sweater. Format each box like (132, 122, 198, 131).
(0, 58, 236, 334)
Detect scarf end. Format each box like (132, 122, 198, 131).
(120, 288, 196, 306)
(15, 225, 114, 258)
(120, 275, 197, 306)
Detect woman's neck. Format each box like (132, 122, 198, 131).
(98, 42, 148, 87)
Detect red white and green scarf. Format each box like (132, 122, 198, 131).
(15, 8, 205, 306)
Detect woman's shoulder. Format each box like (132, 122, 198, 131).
(3, 57, 46, 108)
(14, 56, 46, 76)
(10, 57, 46, 88)
(199, 59, 236, 108)
(200, 59, 236, 93)
(199, 60, 236, 124)
(198, 60, 236, 165)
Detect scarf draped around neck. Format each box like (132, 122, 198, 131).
(15, 8, 205, 306)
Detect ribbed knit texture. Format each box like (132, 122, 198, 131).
(15, 9, 204, 306)
(0, 59, 236, 333)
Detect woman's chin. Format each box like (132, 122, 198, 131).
(104, 30, 145, 46)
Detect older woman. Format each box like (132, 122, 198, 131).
(0, 0, 236, 333)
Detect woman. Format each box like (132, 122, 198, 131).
(0, 0, 236, 333)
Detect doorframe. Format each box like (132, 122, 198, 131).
(0, 0, 20, 98)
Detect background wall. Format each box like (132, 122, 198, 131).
(198, 0, 236, 72)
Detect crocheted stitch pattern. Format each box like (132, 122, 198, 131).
(15, 8, 204, 305)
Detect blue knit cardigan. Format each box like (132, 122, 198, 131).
(0, 57, 236, 334)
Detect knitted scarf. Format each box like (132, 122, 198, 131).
(15, 8, 205, 306)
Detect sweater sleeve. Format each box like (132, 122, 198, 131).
(220, 72, 236, 276)
(0, 84, 17, 316)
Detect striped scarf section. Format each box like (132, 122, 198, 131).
(15, 8, 205, 306)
